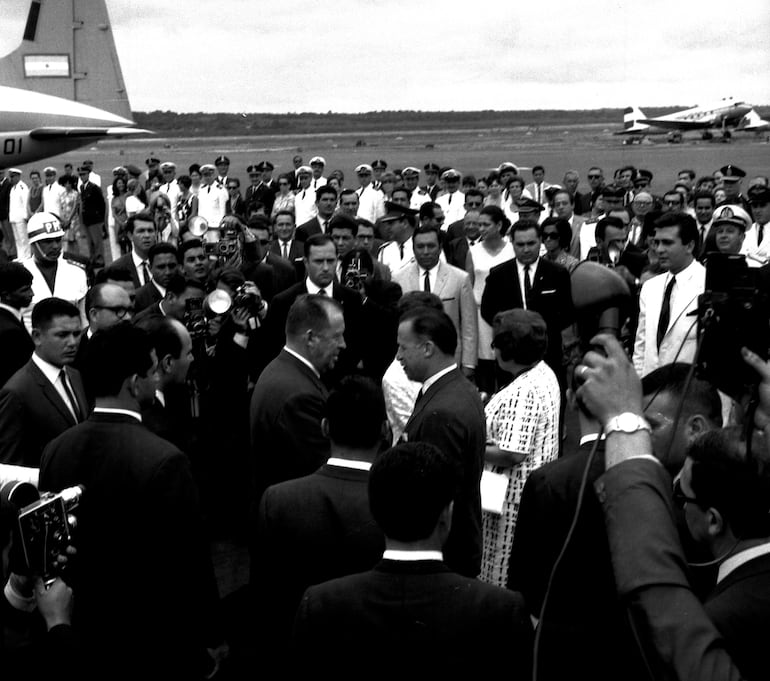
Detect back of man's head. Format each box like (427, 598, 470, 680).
(687, 426, 770, 541)
(285, 293, 340, 342)
(326, 376, 386, 451)
(396, 291, 444, 317)
(642, 363, 722, 425)
(0, 262, 32, 299)
(84, 322, 154, 398)
(369, 442, 460, 542)
(399, 307, 457, 358)
(134, 315, 183, 365)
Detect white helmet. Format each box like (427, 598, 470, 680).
(27, 212, 64, 244)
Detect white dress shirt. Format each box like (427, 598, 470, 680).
(516, 257, 540, 310)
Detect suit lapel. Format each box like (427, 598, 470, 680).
(666, 267, 698, 333)
(29, 361, 77, 426)
(405, 369, 457, 432)
(434, 263, 449, 297)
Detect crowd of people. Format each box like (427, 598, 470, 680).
(0, 151, 769, 679)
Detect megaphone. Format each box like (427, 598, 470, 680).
(570, 261, 632, 353)
(203, 289, 233, 317)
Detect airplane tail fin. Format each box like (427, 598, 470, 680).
(0, 0, 133, 121)
(736, 109, 770, 132)
(620, 105, 650, 133)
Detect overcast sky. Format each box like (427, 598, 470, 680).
(2, 0, 769, 113)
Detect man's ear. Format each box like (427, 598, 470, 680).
(159, 353, 173, 374)
(704, 506, 726, 539)
(686, 414, 710, 443)
(321, 417, 330, 439)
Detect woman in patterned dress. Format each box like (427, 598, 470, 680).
(480, 309, 560, 587)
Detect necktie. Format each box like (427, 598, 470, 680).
(141, 261, 151, 286)
(317, 288, 327, 296)
(448, 193, 452, 205)
(700, 226, 706, 250)
(59, 369, 81, 422)
(657, 276, 676, 351)
(759, 223, 765, 246)
(282, 242, 288, 259)
(399, 242, 404, 259)
(323, 220, 329, 233)
(423, 270, 431, 293)
(414, 388, 424, 407)
(524, 264, 533, 309)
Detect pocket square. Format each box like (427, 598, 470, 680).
(541, 289, 556, 294)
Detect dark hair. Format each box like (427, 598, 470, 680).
(396, 291, 444, 317)
(178, 238, 205, 259)
(464, 188, 484, 202)
(693, 191, 716, 207)
(215, 266, 245, 290)
(31, 297, 80, 331)
(326, 376, 386, 449)
(510, 219, 542, 237)
(85, 282, 113, 315)
(177, 174, 192, 190)
(392, 187, 411, 201)
(126, 212, 156, 234)
(399, 307, 457, 357)
(479, 205, 510, 236)
(678, 169, 696, 181)
(413, 223, 442, 245)
(272, 209, 295, 225)
(188, 163, 201, 175)
(84, 322, 154, 398)
(532, 165, 545, 174)
(418, 202, 440, 222)
(541, 216, 572, 250)
(688, 426, 770, 539)
(339, 189, 358, 202)
(507, 176, 526, 191)
(653, 212, 699, 247)
(552, 189, 574, 206)
(368, 443, 460, 541)
(594, 216, 627, 242)
(315, 185, 338, 202)
(147, 242, 178, 266)
(641, 363, 722, 426)
(134, 315, 183, 361)
(328, 214, 358, 237)
(492, 310, 548, 364)
(164, 272, 205, 297)
(112, 176, 127, 196)
(618, 165, 637, 181)
(286, 294, 342, 339)
(303, 233, 335, 258)
(0, 262, 33, 295)
(95, 265, 133, 285)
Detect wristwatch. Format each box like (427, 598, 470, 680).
(604, 412, 651, 436)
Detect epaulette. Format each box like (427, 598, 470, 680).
(63, 253, 88, 270)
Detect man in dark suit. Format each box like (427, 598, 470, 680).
(251, 294, 345, 497)
(132, 242, 179, 314)
(443, 189, 484, 243)
(0, 298, 86, 467)
(39, 323, 225, 680)
(269, 210, 305, 276)
(110, 212, 158, 289)
(398, 307, 485, 578)
(444, 208, 482, 269)
(253, 376, 386, 659)
(577, 334, 763, 681)
(77, 166, 105, 265)
(244, 162, 277, 216)
(245, 217, 296, 297)
(266, 234, 361, 378)
(481, 219, 573, 382)
(75, 282, 133, 374)
(0, 262, 34, 386)
(292, 441, 532, 676)
(295, 185, 337, 241)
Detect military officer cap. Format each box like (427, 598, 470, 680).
(145, 157, 160, 166)
(160, 161, 176, 170)
(309, 156, 326, 166)
(125, 164, 142, 177)
(247, 164, 262, 174)
(634, 169, 653, 185)
(748, 185, 770, 204)
(720, 165, 746, 182)
(200, 163, 217, 172)
(261, 161, 275, 171)
(44, 166, 58, 174)
(424, 163, 440, 173)
(601, 184, 626, 198)
(441, 168, 462, 181)
(7, 168, 22, 175)
(355, 164, 373, 175)
(515, 197, 544, 213)
(297, 165, 312, 175)
(402, 167, 420, 177)
(214, 155, 230, 166)
(498, 162, 519, 174)
(712, 204, 751, 231)
(371, 159, 387, 170)
(380, 201, 418, 222)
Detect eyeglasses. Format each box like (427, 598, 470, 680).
(94, 305, 132, 319)
(672, 479, 700, 509)
(542, 232, 560, 240)
(227, 185, 238, 190)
